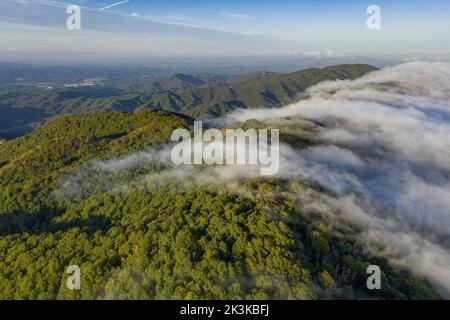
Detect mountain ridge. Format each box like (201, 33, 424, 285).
(0, 64, 377, 137)
(0, 108, 439, 300)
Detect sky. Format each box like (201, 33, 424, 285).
(1, 0, 450, 62)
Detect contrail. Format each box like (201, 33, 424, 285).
(99, 0, 130, 11)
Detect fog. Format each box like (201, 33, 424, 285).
(228, 61, 450, 296)
(56, 61, 450, 296)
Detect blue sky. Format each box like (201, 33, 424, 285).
(0, 0, 449, 62)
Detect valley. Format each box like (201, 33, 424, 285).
(0, 61, 447, 300)
(0, 64, 376, 137)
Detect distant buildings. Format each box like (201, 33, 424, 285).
(64, 78, 106, 88)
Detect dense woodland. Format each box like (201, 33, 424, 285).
(0, 109, 439, 299)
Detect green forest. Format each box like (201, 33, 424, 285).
(0, 64, 377, 137)
(0, 109, 439, 299)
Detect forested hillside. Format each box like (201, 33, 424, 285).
(0, 64, 376, 137)
(142, 64, 377, 117)
(0, 109, 438, 299)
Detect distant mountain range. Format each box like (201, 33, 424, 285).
(141, 64, 376, 117)
(0, 64, 377, 137)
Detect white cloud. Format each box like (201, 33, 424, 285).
(221, 11, 254, 20)
(226, 61, 450, 296)
(62, 61, 450, 296)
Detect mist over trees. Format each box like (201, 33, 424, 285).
(0, 108, 438, 299)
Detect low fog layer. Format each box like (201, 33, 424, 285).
(56, 61, 450, 296)
(228, 61, 450, 296)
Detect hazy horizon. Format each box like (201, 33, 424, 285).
(1, 0, 450, 63)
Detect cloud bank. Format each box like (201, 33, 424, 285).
(56, 61, 450, 296)
(228, 61, 450, 296)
